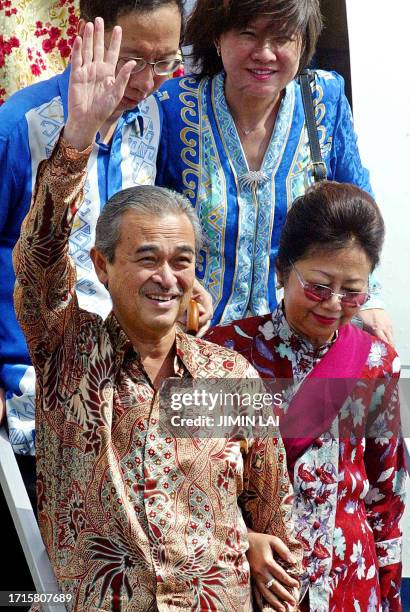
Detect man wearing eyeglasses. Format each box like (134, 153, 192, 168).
(0, 0, 211, 479)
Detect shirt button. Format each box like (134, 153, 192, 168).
(313, 521, 320, 530)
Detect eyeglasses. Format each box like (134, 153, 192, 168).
(291, 262, 370, 307)
(117, 56, 182, 76)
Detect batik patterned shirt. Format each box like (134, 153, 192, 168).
(13, 138, 302, 611)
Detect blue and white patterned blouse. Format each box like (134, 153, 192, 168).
(157, 70, 383, 325)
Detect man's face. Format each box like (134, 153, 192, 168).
(108, 4, 182, 113)
(92, 212, 196, 341)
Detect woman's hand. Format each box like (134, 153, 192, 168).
(63, 17, 135, 151)
(247, 530, 300, 611)
(358, 308, 394, 345)
(179, 279, 214, 336)
(192, 279, 213, 335)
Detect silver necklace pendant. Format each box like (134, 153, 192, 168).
(239, 170, 269, 189)
(241, 126, 255, 136)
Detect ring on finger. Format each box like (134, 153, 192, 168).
(265, 578, 275, 589)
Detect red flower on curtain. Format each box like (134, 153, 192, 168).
(0, 34, 19, 68)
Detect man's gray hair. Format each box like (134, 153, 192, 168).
(95, 185, 203, 262)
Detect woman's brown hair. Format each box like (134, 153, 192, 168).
(276, 181, 385, 282)
(185, 0, 322, 78)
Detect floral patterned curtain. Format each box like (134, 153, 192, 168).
(0, 0, 80, 104)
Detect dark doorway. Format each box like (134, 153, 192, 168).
(314, 0, 352, 107)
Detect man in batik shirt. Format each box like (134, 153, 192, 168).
(13, 20, 301, 611)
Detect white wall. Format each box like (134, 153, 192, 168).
(346, 0, 410, 369)
(346, 1, 410, 586)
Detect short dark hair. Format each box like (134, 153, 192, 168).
(276, 182, 385, 281)
(80, 0, 184, 30)
(95, 185, 202, 263)
(185, 0, 322, 78)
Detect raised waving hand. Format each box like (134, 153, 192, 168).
(63, 17, 135, 150)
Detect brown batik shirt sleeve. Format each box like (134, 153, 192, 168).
(238, 370, 304, 609)
(13, 135, 92, 374)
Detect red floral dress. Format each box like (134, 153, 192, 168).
(206, 306, 406, 611)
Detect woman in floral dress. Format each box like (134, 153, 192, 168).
(207, 181, 406, 611)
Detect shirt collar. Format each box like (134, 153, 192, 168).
(104, 314, 199, 378)
(122, 109, 144, 134)
(104, 312, 134, 371)
(272, 302, 337, 359)
(174, 325, 201, 378)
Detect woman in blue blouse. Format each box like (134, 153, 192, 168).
(156, 0, 393, 342)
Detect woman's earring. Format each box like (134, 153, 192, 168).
(215, 44, 221, 57)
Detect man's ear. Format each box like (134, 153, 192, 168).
(90, 246, 109, 288)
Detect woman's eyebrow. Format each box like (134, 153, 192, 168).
(309, 269, 364, 283)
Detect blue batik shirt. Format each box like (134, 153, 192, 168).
(0, 66, 162, 454)
(157, 70, 384, 325)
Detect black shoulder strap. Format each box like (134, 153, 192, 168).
(298, 69, 327, 182)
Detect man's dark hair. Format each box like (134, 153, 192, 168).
(185, 0, 322, 78)
(80, 0, 184, 30)
(276, 181, 385, 281)
(95, 185, 202, 262)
